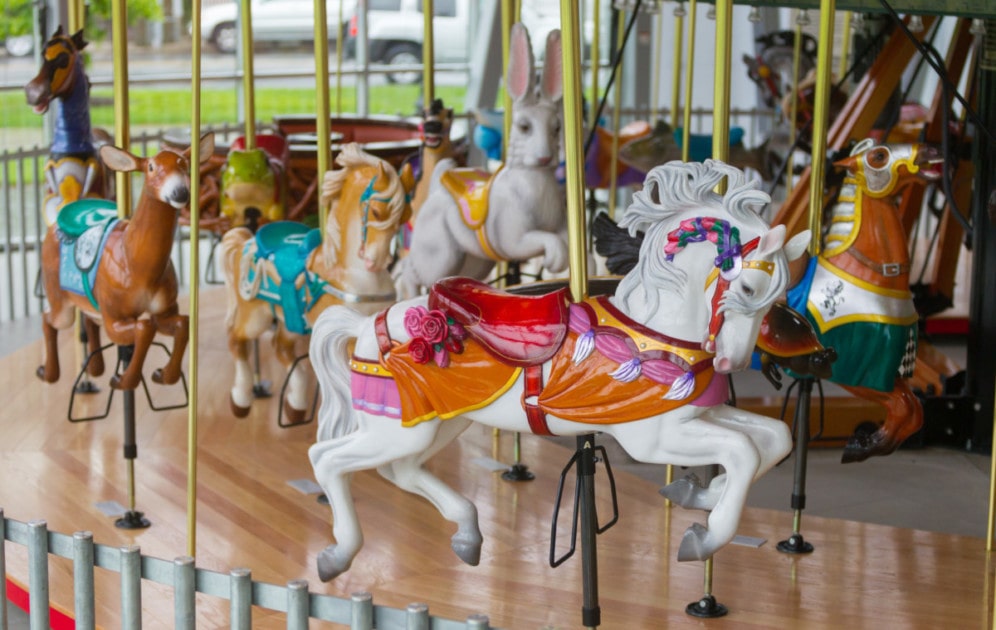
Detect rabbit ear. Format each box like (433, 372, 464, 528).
(540, 29, 563, 103)
(507, 23, 535, 104)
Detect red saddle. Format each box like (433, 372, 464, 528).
(428, 277, 570, 367)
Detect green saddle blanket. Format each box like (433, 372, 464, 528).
(57, 198, 118, 238)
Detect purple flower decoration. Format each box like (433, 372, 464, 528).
(609, 358, 642, 383)
(572, 330, 595, 364)
(663, 371, 695, 400)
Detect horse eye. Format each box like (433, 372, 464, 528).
(518, 121, 531, 134)
(742, 283, 755, 297)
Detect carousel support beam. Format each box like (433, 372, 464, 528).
(239, 0, 256, 149)
(668, 4, 683, 128)
(777, 379, 816, 553)
(607, 11, 626, 218)
(806, 0, 836, 256)
(356, 1, 369, 116)
(590, 0, 602, 131)
(680, 0, 696, 163)
(115, 346, 150, 529)
(111, 0, 130, 217)
(423, 0, 434, 106)
(335, 0, 344, 116)
(314, 0, 331, 234)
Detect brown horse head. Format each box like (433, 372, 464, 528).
(421, 99, 454, 150)
(25, 26, 87, 114)
(320, 143, 415, 272)
(833, 140, 944, 196)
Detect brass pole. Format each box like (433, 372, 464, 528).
(187, 0, 204, 558)
(501, 0, 515, 146)
(669, 6, 684, 128)
(589, 0, 601, 131)
(68, 0, 85, 33)
(786, 14, 804, 192)
(838, 12, 853, 84)
(711, 0, 733, 168)
(239, 0, 256, 150)
(608, 14, 625, 218)
(111, 0, 130, 218)
(680, 0, 697, 164)
(807, 0, 836, 257)
(315, 0, 331, 236)
(560, 0, 587, 303)
(423, 0, 434, 105)
(335, 0, 344, 116)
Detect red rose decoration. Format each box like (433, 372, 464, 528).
(408, 337, 432, 364)
(420, 309, 450, 344)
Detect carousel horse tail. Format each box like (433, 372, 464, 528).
(311, 306, 367, 442)
(220, 227, 254, 328)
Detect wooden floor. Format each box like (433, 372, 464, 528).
(2, 289, 994, 628)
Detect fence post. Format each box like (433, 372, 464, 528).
(466, 613, 491, 629)
(72, 532, 95, 630)
(27, 520, 49, 630)
(174, 556, 196, 630)
(406, 602, 429, 630)
(350, 591, 373, 630)
(285, 579, 309, 630)
(230, 567, 252, 630)
(120, 545, 142, 629)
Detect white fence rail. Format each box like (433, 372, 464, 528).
(0, 509, 495, 629)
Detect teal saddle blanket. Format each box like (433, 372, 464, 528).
(56, 198, 120, 310)
(245, 221, 323, 335)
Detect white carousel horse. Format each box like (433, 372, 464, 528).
(307, 160, 810, 581)
(392, 23, 568, 298)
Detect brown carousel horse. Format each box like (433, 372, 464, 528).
(220, 143, 414, 421)
(37, 134, 215, 390)
(25, 27, 112, 225)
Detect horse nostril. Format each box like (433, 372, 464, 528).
(172, 189, 190, 206)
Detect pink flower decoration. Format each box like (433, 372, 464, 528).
(421, 309, 450, 344)
(408, 337, 432, 364)
(433, 346, 450, 368)
(404, 306, 429, 338)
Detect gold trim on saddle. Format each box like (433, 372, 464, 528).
(350, 356, 393, 378)
(589, 299, 713, 368)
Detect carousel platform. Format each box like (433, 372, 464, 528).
(1, 289, 993, 628)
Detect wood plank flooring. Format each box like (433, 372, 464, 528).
(1, 289, 993, 628)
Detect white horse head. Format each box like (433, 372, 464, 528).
(615, 160, 810, 373)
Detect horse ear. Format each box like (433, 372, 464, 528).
(71, 29, 87, 51)
(399, 162, 416, 195)
(756, 224, 786, 257)
(99, 144, 142, 173)
(507, 23, 535, 103)
(540, 29, 563, 103)
(53, 25, 64, 38)
(783, 229, 811, 262)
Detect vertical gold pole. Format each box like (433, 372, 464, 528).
(423, 0, 434, 105)
(711, 0, 733, 168)
(501, 0, 515, 146)
(589, 0, 601, 131)
(68, 0, 85, 33)
(807, 0, 836, 256)
(560, 0, 587, 303)
(786, 16, 804, 192)
(315, 0, 331, 236)
(111, 0, 130, 218)
(838, 12, 853, 83)
(669, 7, 684, 128)
(680, 0, 697, 164)
(335, 0, 344, 116)
(607, 15, 625, 218)
(187, 0, 204, 559)
(239, 0, 256, 150)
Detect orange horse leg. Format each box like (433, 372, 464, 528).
(107, 318, 156, 390)
(273, 324, 306, 424)
(37, 314, 62, 383)
(840, 378, 924, 463)
(83, 315, 105, 377)
(151, 307, 189, 385)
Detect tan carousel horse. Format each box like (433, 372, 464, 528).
(37, 134, 215, 390)
(221, 143, 415, 421)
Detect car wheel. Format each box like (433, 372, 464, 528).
(212, 22, 238, 54)
(5, 35, 33, 57)
(385, 43, 421, 85)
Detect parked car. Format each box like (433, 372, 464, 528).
(343, 0, 595, 84)
(200, 0, 349, 54)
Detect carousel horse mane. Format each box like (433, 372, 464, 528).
(616, 160, 788, 321)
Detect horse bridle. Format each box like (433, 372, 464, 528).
(357, 174, 400, 259)
(665, 217, 775, 352)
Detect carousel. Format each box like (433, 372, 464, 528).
(1, 0, 995, 627)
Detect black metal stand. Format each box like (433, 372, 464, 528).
(74, 317, 100, 394)
(685, 464, 728, 618)
(501, 432, 534, 482)
(276, 353, 319, 428)
(113, 345, 151, 529)
(549, 434, 619, 629)
(777, 378, 815, 554)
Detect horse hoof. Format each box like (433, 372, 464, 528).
(283, 401, 307, 425)
(316, 546, 350, 582)
(230, 395, 251, 419)
(451, 533, 483, 566)
(152, 368, 179, 385)
(659, 474, 702, 509)
(36, 365, 57, 383)
(677, 523, 710, 562)
(110, 375, 137, 390)
(841, 428, 897, 464)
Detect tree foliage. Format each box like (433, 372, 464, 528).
(1, 0, 163, 42)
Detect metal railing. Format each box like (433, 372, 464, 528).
(0, 510, 495, 629)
